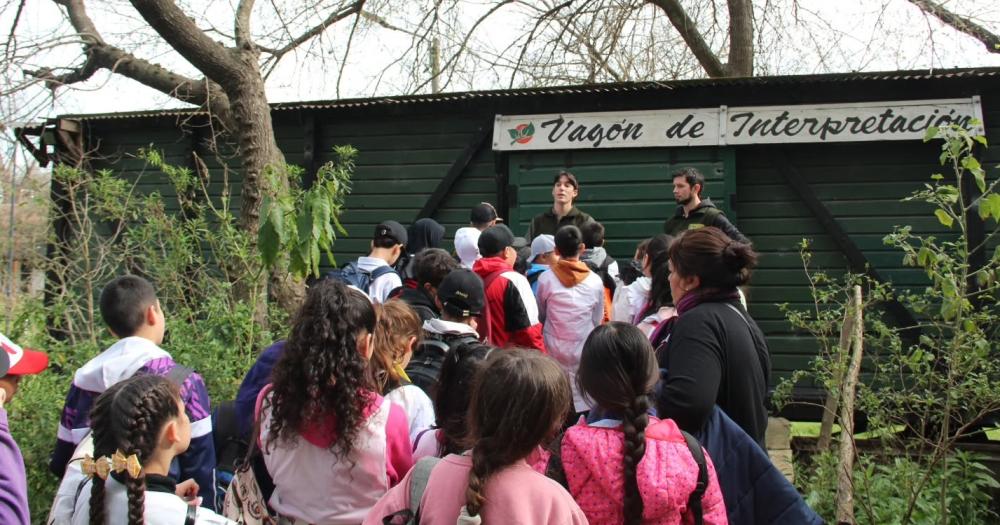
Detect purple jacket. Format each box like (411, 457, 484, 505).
(0, 407, 29, 525)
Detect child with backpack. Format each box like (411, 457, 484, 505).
(407, 269, 491, 397)
(258, 279, 413, 524)
(365, 349, 587, 525)
(545, 322, 727, 525)
(411, 336, 493, 461)
(393, 248, 460, 322)
(69, 374, 233, 524)
(372, 300, 436, 444)
(329, 220, 407, 303)
(581, 221, 620, 322)
(50, 275, 217, 509)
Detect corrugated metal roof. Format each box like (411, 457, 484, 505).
(60, 67, 1000, 121)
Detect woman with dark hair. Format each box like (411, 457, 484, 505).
(655, 227, 771, 445)
(528, 171, 595, 239)
(366, 349, 587, 524)
(259, 279, 413, 524)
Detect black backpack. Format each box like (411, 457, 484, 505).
(325, 262, 397, 295)
(585, 254, 618, 295)
(405, 333, 484, 397)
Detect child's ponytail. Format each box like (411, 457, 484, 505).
(86, 375, 182, 525)
(578, 322, 659, 525)
(463, 349, 570, 517)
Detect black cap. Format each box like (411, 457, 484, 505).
(374, 220, 407, 246)
(437, 269, 485, 317)
(512, 236, 529, 250)
(470, 202, 501, 225)
(478, 224, 515, 257)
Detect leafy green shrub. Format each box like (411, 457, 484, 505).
(4, 147, 349, 522)
(799, 450, 998, 524)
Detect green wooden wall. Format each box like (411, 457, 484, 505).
(506, 148, 735, 255)
(73, 74, 1000, 413)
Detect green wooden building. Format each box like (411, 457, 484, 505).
(20, 67, 1000, 416)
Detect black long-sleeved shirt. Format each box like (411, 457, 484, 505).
(656, 299, 771, 445)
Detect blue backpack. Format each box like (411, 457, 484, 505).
(325, 262, 397, 295)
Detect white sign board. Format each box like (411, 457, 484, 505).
(493, 97, 984, 150)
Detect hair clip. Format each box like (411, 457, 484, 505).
(81, 451, 142, 480)
(112, 449, 143, 478)
(82, 454, 112, 480)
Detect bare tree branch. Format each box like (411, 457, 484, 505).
(727, 0, 753, 75)
(33, 0, 231, 124)
(128, 0, 244, 83)
(235, 0, 257, 48)
(260, 1, 365, 69)
(647, 0, 727, 77)
(908, 0, 1000, 54)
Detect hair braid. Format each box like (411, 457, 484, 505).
(87, 375, 181, 525)
(621, 393, 651, 525)
(88, 478, 107, 525)
(465, 443, 493, 516)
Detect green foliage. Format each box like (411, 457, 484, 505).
(258, 145, 355, 278)
(784, 124, 1000, 523)
(6, 149, 295, 522)
(799, 450, 998, 525)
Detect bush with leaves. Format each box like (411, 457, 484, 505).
(3, 147, 353, 522)
(780, 123, 1000, 524)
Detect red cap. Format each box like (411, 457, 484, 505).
(1, 333, 49, 376)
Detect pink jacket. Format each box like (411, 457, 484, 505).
(364, 454, 588, 525)
(559, 417, 727, 525)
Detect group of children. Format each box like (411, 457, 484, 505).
(0, 167, 822, 524)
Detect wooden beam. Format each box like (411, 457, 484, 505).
(769, 148, 919, 333)
(416, 122, 492, 220)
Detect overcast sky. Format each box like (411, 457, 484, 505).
(2, 0, 999, 121)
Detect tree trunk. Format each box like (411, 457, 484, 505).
(223, 50, 304, 317)
(726, 0, 754, 76)
(836, 285, 865, 524)
(818, 304, 856, 451)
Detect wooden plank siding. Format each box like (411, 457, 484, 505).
(64, 70, 1000, 415)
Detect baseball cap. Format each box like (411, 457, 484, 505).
(0, 333, 49, 376)
(454, 227, 481, 269)
(478, 225, 515, 257)
(528, 234, 556, 263)
(470, 203, 502, 225)
(374, 220, 407, 246)
(437, 269, 485, 317)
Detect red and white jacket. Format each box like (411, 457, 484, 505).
(472, 257, 545, 352)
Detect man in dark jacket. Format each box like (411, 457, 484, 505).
(663, 167, 748, 243)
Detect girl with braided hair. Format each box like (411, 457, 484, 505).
(70, 374, 233, 524)
(546, 322, 727, 525)
(364, 349, 586, 525)
(258, 279, 413, 524)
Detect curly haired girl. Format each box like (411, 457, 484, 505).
(259, 279, 413, 524)
(70, 374, 232, 524)
(546, 322, 727, 525)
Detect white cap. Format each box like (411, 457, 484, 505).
(528, 234, 556, 263)
(454, 227, 482, 269)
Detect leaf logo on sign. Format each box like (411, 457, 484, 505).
(508, 123, 535, 145)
